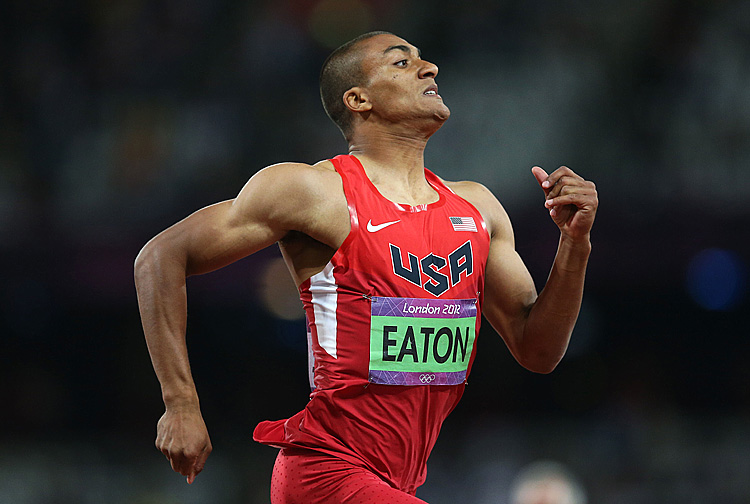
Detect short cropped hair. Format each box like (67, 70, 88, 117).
(319, 31, 393, 140)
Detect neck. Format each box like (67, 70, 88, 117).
(347, 128, 428, 177)
(346, 128, 440, 205)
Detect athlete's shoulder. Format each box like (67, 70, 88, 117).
(244, 159, 338, 196)
(277, 159, 336, 173)
(234, 159, 343, 213)
(441, 178, 493, 200)
(231, 159, 348, 244)
(437, 176, 502, 213)
(438, 177, 510, 239)
(255, 159, 336, 179)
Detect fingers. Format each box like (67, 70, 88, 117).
(187, 443, 212, 484)
(158, 439, 212, 482)
(531, 166, 598, 235)
(531, 166, 549, 190)
(545, 166, 584, 185)
(546, 183, 597, 211)
(544, 181, 596, 208)
(155, 411, 212, 484)
(532, 166, 595, 209)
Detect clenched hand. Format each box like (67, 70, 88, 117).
(155, 406, 213, 484)
(532, 166, 598, 241)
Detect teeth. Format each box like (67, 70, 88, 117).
(425, 90, 436, 95)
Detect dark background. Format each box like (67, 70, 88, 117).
(1, 0, 748, 503)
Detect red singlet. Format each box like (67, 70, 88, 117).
(254, 154, 490, 497)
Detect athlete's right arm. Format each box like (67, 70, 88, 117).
(133, 162, 340, 483)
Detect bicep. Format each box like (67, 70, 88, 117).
(450, 179, 538, 354)
(152, 165, 311, 276)
(479, 199, 538, 354)
(152, 198, 284, 277)
(483, 239, 537, 341)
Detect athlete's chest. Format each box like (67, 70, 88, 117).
(348, 203, 487, 298)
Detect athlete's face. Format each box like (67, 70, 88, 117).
(357, 34, 450, 125)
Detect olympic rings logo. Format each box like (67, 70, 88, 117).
(419, 373, 436, 384)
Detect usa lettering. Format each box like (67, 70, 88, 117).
(390, 240, 473, 297)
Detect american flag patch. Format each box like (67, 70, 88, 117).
(449, 216, 477, 232)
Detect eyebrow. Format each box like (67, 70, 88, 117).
(383, 44, 422, 59)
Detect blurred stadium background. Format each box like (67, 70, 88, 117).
(1, 0, 749, 502)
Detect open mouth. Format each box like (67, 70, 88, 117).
(423, 85, 440, 97)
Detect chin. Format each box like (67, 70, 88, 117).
(433, 104, 451, 123)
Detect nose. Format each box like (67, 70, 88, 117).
(418, 59, 438, 79)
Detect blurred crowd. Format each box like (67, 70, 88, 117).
(1, 0, 749, 502)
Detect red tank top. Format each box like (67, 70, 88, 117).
(254, 154, 491, 493)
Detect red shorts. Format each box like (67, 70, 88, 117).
(270, 448, 429, 504)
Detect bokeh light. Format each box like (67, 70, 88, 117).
(686, 248, 747, 311)
(260, 257, 306, 320)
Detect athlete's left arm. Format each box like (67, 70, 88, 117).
(455, 166, 598, 373)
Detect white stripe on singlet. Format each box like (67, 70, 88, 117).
(309, 262, 338, 359)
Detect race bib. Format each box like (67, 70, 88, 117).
(369, 297, 477, 386)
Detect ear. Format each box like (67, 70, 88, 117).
(343, 87, 372, 113)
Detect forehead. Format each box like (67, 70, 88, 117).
(359, 34, 420, 61)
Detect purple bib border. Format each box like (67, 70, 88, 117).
(368, 369, 466, 386)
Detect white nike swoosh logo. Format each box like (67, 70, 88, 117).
(366, 219, 401, 232)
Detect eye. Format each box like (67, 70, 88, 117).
(395, 59, 408, 67)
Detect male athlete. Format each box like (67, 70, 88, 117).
(135, 31, 598, 503)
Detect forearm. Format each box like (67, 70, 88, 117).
(135, 239, 200, 408)
(521, 234, 591, 373)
